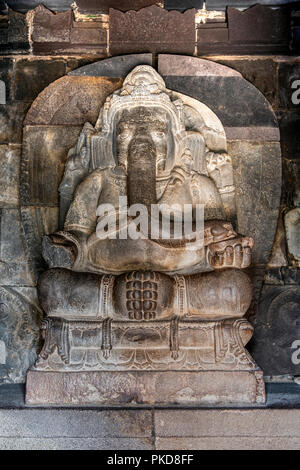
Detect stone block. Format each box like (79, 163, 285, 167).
(0, 102, 31, 144)
(165, 0, 203, 10)
(25, 76, 122, 126)
(197, 26, 228, 44)
(0, 58, 14, 102)
(282, 159, 300, 208)
(278, 112, 300, 160)
(76, 0, 158, 13)
(228, 5, 289, 53)
(0, 9, 29, 54)
(20, 206, 59, 277)
(70, 25, 107, 46)
(0, 409, 152, 437)
(20, 125, 81, 205)
(12, 59, 67, 102)
(292, 26, 300, 54)
(158, 55, 278, 129)
(0, 437, 153, 450)
(32, 5, 72, 43)
(26, 370, 264, 405)
(228, 141, 282, 266)
(265, 267, 300, 286)
(212, 58, 278, 108)
(109, 6, 195, 55)
(267, 213, 288, 268)
(0, 145, 20, 207)
(31, 5, 108, 55)
(285, 208, 300, 264)
(0, 208, 36, 286)
(249, 285, 300, 376)
(155, 437, 300, 450)
(0, 286, 42, 384)
(154, 409, 300, 437)
(6, 2, 73, 13)
(68, 53, 153, 77)
(278, 61, 300, 110)
(281, 267, 300, 285)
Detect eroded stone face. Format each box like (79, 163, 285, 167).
(116, 107, 169, 175)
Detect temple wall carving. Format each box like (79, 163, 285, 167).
(0, 2, 298, 395)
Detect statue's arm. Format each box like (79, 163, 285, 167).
(64, 171, 103, 234)
(189, 173, 254, 270)
(42, 171, 103, 269)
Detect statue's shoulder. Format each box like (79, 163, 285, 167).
(191, 172, 218, 192)
(190, 172, 223, 207)
(84, 167, 109, 181)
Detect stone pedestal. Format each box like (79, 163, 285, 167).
(26, 369, 265, 406)
(26, 314, 265, 405)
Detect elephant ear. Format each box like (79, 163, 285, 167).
(179, 131, 208, 175)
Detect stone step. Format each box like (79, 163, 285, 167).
(0, 384, 299, 449)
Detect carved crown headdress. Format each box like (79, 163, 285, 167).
(95, 65, 185, 134)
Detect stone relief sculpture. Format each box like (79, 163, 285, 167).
(26, 65, 265, 405)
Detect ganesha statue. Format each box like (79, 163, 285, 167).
(26, 65, 265, 405)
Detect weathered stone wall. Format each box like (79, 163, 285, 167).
(0, 2, 299, 383)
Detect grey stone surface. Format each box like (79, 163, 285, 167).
(265, 382, 300, 408)
(279, 111, 300, 160)
(0, 145, 20, 207)
(13, 59, 67, 102)
(285, 208, 300, 264)
(26, 370, 264, 406)
(24, 76, 123, 126)
(250, 285, 300, 376)
(267, 213, 288, 268)
(0, 287, 42, 384)
(155, 437, 300, 450)
(1, 382, 300, 408)
(0, 409, 152, 437)
(0, 437, 153, 450)
(0, 208, 35, 286)
(69, 53, 153, 77)
(212, 57, 278, 107)
(0, 102, 31, 144)
(158, 54, 242, 77)
(224, 126, 280, 142)
(228, 141, 282, 266)
(0, 58, 14, 102)
(20, 206, 59, 278)
(155, 409, 300, 437)
(0, 384, 25, 407)
(158, 55, 278, 128)
(161, 75, 278, 128)
(264, 266, 300, 286)
(21, 125, 81, 205)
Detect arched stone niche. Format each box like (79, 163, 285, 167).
(20, 54, 281, 286)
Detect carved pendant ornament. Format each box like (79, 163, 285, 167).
(26, 65, 265, 405)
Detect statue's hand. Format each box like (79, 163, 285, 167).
(204, 220, 236, 245)
(168, 166, 190, 186)
(42, 231, 86, 269)
(207, 236, 254, 269)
